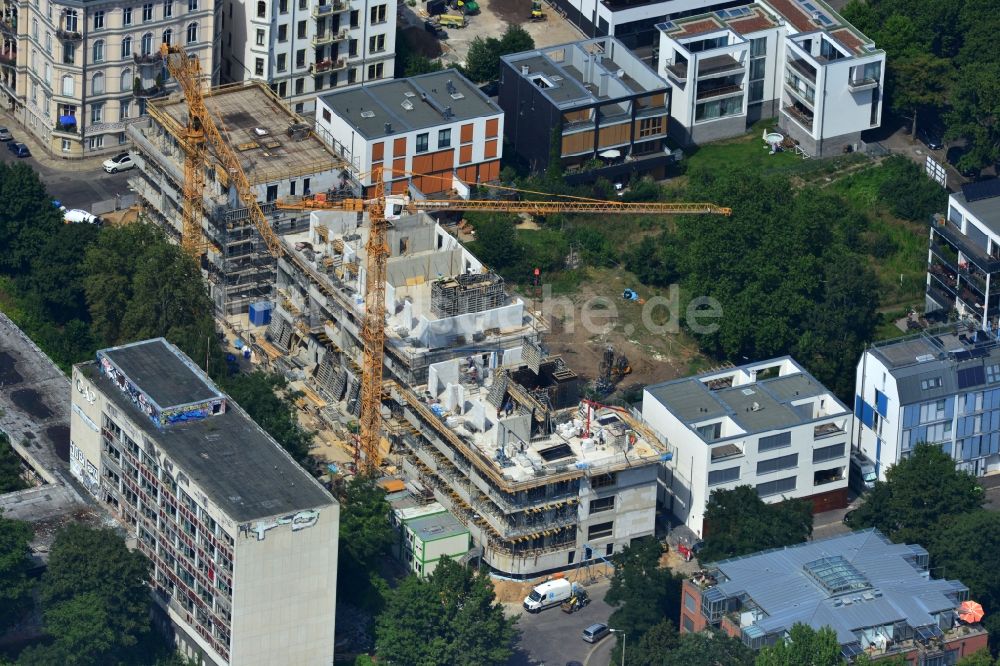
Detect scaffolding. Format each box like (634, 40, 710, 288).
(430, 272, 506, 318)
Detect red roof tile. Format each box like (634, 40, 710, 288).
(763, 0, 812, 31)
(728, 12, 778, 34)
(676, 18, 725, 36)
(830, 27, 865, 54)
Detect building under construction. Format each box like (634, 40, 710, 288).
(384, 345, 673, 577)
(128, 82, 351, 317)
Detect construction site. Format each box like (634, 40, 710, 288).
(121, 43, 732, 578)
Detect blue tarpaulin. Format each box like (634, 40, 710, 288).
(58, 115, 76, 125)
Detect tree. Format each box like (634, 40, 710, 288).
(374, 558, 516, 665)
(630, 619, 679, 666)
(755, 624, 841, 666)
(0, 432, 27, 494)
(405, 55, 444, 77)
(698, 486, 812, 563)
(890, 53, 952, 137)
(461, 25, 535, 83)
(846, 443, 983, 545)
(0, 510, 34, 632)
(605, 537, 683, 661)
(945, 61, 1000, 171)
(468, 215, 524, 271)
(660, 630, 755, 666)
(957, 649, 998, 666)
(223, 372, 314, 463)
(497, 24, 534, 55)
(0, 162, 62, 277)
(34, 524, 152, 664)
(336, 474, 394, 612)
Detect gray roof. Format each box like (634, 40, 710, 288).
(407, 511, 468, 543)
(80, 356, 334, 523)
(100, 338, 222, 410)
(867, 323, 1000, 404)
(645, 357, 843, 441)
(318, 69, 500, 141)
(954, 186, 1000, 236)
(708, 529, 968, 645)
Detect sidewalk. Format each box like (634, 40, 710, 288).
(1, 107, 108, 173)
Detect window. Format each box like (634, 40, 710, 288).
(750, 37, 766, 58)
(297, 20, 305, 38)
(921, 377, 942, 390)
(278, 24, 287, 41)
(347, 68, 356, 84)
(813, 442, 845, 463)
(64, 9, 78, 32)
(684, 593, 696, 612)
(162, 29, 172, 45)
(757, 476, 796, 497)
(118, 132, 127, 145)
(749, 58, 765, 81)
(266, 184, 278, 201)
(63, 43, 75, 64)
(163, 1, 173, 17)
(683, 616, 694, 633)
(370, 4, 386, 23)
(255, 57, 264, 76)
(89, 136, 104, 149)
(589, 496, 614, 514)
(756, 453, 798, 475)
(695, 96, 743, 121)
(45, 32, 51, 55)
(256, 29, 265, 46)
(294, 77, 303, 94)
(588, 521, 613, 540)
(61, 139, 72, 152)
(295, 48, 305, 68)
(257, 1, 266, 18)
(186, 22, 197, 43)
(120, 69, 132, 95)
(350, 9, 359, 28)
(277, 81, 287, 96)
(143, 3, 154, 21)
(367, 62, 383, 79)
(279, 0, 287, 12)
(322, 107, 331, 122)
(32, 19, 38, 39)
(707, 466, 739, 486)
(61, 74, 74, 96)
(369, 34, 385, 53)
(188, 0, 198, 9)
(91, 102, 103, 123)
(120, 100, 131, 119)
(92, 72, 104, 94)
(348, 38, 358, 57)
(141, 33, 153, 55)
(93, 10, 105, 30)
(759, 432, 791, 452)
(124, 7, 133, 25)
(93, 40, 104, 63)
(638, 117, 663, 137)
(748, 80, 764, 104)
(437, 128, 451, 149)
(299, 0, 306, 7)
(697, 422, 721, 441)
(276, 53, 286, 71)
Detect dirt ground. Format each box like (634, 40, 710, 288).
(490, 561, 615, 603)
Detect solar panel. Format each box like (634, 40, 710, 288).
(841, 643, 864, 659)
(915, 624, 944, 642)
(962, 179, 1000, 203)
(957, 365, 986, 389)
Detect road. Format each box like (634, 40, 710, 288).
(509, 579, 616, 666)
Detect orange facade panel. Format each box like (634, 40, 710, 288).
(484, 139, 498, 159)
(371, 141, 384, 162)
(460, 123, 474, 143)
(485, 118, 499, 138)
(459, 144, 473, 164)
(482, 159, 499, 182)
(393, 137, 406, 155)
(412, 153, 434, 174)
(390, 157, 405, 180)
(431, 148, 454, 172)
(561, 130, 593, 155)
(597, 122, 631, 149)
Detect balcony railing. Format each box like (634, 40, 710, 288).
(310, 58, 346, 74)
(926, 281, 956, 313)
(696, 83, 744, 101)
(697, 55, 743, 77)
(666, 62, 687, 83)
(56, 28, 82, 41)
(0, 18, 15, 35)
(134, 84, 165, 98)
(929, 239, 959, 271)
(813, 423, 845, 440)
(134, 52, 163, 65)
(311, 29, 348, 47)
(928, 264, 958, 294)
(783, 80, 815, 109)
(783, 104, 814, 130)
(932, 221, 1000, 273)
(312, 0, 348, 17)
(787, 58, 817, 82)
(0, 51, 14, 65)
(847, 77, 879, 92)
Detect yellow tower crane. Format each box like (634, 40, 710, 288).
(159, 43, 733, 475)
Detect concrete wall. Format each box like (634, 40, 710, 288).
(230, 507, 338, 665)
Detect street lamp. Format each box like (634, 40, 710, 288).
(609, 628, 626, 666)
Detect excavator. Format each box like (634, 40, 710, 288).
(595, 345, 630, 395)
(530, 0, 546, 21)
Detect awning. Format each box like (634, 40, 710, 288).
(59, 115, 76, 125)
(599, 149, 621, 159)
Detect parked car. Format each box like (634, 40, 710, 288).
(6, 138, 19, 152)
(918, 128, 944, 151)
(12, 142, 30, 158)
(582, 623, 610, 643)
(102, 151, 135, 173)
(0, 127, 12, 141)
(61, 207, 102, 225)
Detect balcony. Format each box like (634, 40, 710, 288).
(929, 264, 958, 294)
(312, 0, 349, 17)
(926, 281, 956, 313)
(134, 52, 164, 65)
(929, 238, 959, 271)
(957, 285, 984, 312)
(696, 83, 744, 101)
(310, 58, 346, 74)
(787, 58, 816, 83)
(783, 80, 815, 109)
(0, 50, 14, 65)
(931, 221, 1000, 273)
(665, 62, 687, 84)
(847, 77, 879, 92)
(697, 54, 743, 78)
(134, 84, 165, 98)
(53, 119, 79, 134)
(56, 28, 82, 41)
(813, 423, 845, 440)
(782, 103, 814, 131)
(959, 265, 988, 297)
(0, 18, 15, 35)
(311, 29, 348, 47)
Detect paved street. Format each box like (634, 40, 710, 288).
(0, 111, 130, 211)
(509, 579, 616, 666)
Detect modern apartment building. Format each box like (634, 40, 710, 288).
(386, 346, 673, 577)
(545, 0, 713, 50)
(498, 36, 672, 184)
(389, 497, 470, 577)
(854, 322, 1000, 480)
(642, 357, 851, 537)
(658, 0, 885, 156)
(69, 338, 338, 666)
(926, 180, 1000, 329)
(127, 80, 347, 317)
(5, 0, 213, 157)
(680, 529, 988, 662)
(219, 0, 396, 116)
(314, 69, 503, 196)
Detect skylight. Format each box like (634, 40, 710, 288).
(803, 556, 871, 596)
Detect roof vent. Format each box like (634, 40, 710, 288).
(520, 65, 529, 75)
(384, 122, 392, 134)
(401, 99, 414, 111)
(443, 105, 453, 120)
(751, 401, 761, 411)
(360, 109, 375, 119)
(741, 388, 755, 396)
(446, 79, 457, 95)
(450, 91, 465, 100)
(404, 91, 416, 98)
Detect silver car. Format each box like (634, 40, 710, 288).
(0, 127, 12, 141)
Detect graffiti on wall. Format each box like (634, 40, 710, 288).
(239, 510, 321, 541)
(99, 355, 161, 426)
(69, 443, 100, 499)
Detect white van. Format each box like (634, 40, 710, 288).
(850, 452, 877, 492)
(523, 578, 572, 613)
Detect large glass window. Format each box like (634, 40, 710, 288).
(415, 132, 428, 153)
(708, 466, 740, 486)
(757, 453, 798, 475)
(695, 96, 743, 122)
(758, 432, 791, 453)
(757, 476, 796, 497)
(750, 37, 766, 58)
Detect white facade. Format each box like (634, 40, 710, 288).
(658, 0, 885, 156)
(220, 0, 395, 115)
(642, 357, 851, 537)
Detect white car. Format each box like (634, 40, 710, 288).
(102, 152, 135, 173)
(62, 207, 102, 225)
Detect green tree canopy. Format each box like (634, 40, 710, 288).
(336, 473, 394, 613)
(223, 372, 314, 463)
(755, 624, 841, 666)
(461, 25, 535, 83)
(374, 558, 517, 665)
(0, 510, 34, 632)
(698, 486, 812, 563)
(945, 61, 1000, 172)
(0, 433, 28, 494)
(659, 630, 755, 666)
(846, 443, 982, 544)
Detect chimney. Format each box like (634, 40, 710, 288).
(384, 122, 392, 134)
(521, 64, 529, 75)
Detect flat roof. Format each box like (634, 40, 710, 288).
(318, 69, 500, 141)
(80, 354, 334, 522)
(149, 82, 343, 185)
(702, 529, 970, 647)
(645, 357, 845, 440)
(407, 511, 468, 543)
(953, 189, 1000, 237)
(100, 338, 222, 410)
